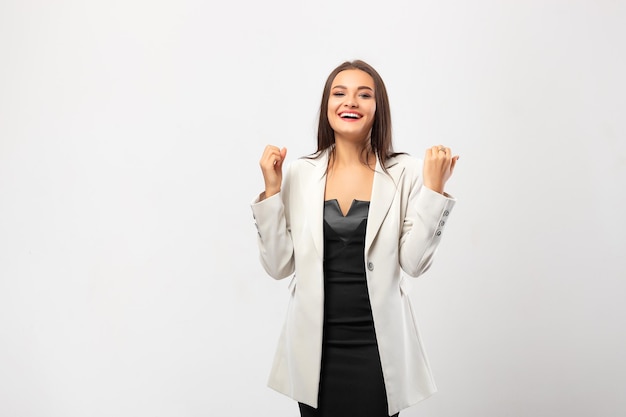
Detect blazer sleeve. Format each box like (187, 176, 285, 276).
(399, 159, 456, 277)
(250, 165, 295, 280)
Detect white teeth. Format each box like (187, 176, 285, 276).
(340, 113, 361, 119)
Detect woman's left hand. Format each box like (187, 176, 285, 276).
(422, 145, 459, 194)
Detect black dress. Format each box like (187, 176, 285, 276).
(299, 199, 399, 417)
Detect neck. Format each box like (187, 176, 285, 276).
(331, 138, 375, 168)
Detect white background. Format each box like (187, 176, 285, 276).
(1, 1, 625, 416)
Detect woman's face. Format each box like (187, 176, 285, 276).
(327, 69, 376, 143)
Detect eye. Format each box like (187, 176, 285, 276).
(332, 92, 345, 96)
(359, 93, 372, 99)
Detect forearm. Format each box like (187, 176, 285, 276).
(399, 186, 455, 277)
(251, 192, 295, 279)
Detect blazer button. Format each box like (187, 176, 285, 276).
(367, 261, 374, 271)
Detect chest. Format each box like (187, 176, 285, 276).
(323, 166, 375, 216)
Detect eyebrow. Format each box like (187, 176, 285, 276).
(331, 85, 374, 91)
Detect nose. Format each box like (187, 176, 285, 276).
(344, 98, 358, 108)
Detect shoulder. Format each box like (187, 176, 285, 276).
(385, 152, 423, 175)
(286, 151, 326, 174)
(280, 152, 325, 192)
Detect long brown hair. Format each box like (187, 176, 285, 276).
(313, 60, 401, 168)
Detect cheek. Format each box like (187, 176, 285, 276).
(366, 105, 376, 124)
(327, 101, 340, 119)
(327, 97, 341, 111)
(327, 109, 338, 130)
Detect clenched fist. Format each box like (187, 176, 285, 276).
(259, 145, 287, 199)
(422, 145, 459, 194)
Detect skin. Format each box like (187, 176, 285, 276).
(259, 69, 459, 206)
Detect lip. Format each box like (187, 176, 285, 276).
(338, 111, 363, 121)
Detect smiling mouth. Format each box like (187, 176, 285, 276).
(339, 112, 362, 119)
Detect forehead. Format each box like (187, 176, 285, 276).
(331, 69, 375, 88)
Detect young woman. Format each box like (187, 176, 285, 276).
(251, 60, 459, 417)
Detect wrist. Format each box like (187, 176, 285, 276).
(264, 187, 280, 198)
(423, 182, 443, 194)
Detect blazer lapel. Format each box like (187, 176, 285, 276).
(303, 151, 329, 260)
(302, 151, 403, 258)
(365, 156, 403, 251)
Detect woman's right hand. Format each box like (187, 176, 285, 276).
(259, 145, 287, 199)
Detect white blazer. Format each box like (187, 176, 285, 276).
(251, 149, 456, 415)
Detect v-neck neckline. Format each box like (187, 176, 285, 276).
(325, 199, 369, 217)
